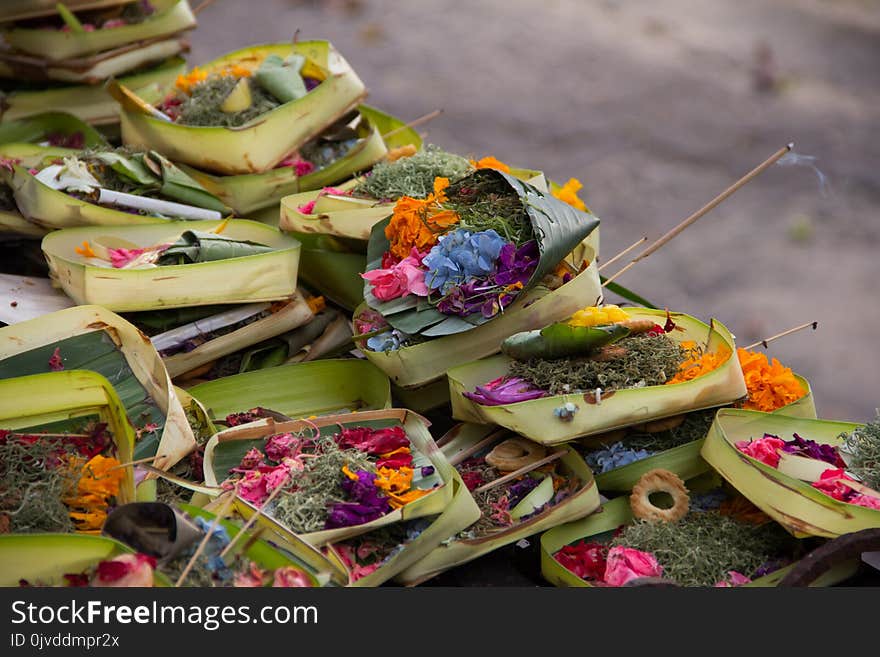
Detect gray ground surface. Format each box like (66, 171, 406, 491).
(192, 0, 880, 422)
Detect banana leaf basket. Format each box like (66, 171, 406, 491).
(42, 219, 301, 311)
(394, 423, 601, 585)
(0, 56, 185, 125)
(2, 0, 196, 61)
(539, 495, 859, 587)
(448, 309, 747, 445)
(119, 41, 367, 175)
(0, 304, 195, 468)
(701, 409, 876, 538)
(202, 409, 455, 547)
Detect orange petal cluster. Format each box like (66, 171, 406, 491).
(64, 455, 124, 533)
(737, 348, 807, 412)
(470, 155, 511, 173)
(384, 177, 459, 259)
(666, 341, 731, 385)
(372, 466, 430, 510)
(552, 178, 589, 212)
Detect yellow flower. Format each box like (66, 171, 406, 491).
(552, 178, 589, 212)
(64, 455, 124, 533)
(386, 144, 418, 162)
(384, 176, 459, 259)
(567, 305, 629, 328)
(175, 67, 208, 94)
(470, 156, 511, 173)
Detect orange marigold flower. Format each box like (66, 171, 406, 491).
(666, 341, 731, 385)
(373, 466, 429, 509)
(384, 177, 459, 259)
(736, 348, 807, 412)
(175, 67, 208, 94)
(75, 241, 96, 258)
(223, 64, 253, 78)
(471, 156, 511, 173)
(64, 455, 124, 533)
(386, 144, 418, 162)
(552, 178, 589, 212)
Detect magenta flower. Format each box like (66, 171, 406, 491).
(463, 376, 549, 406)
(265, 433, 299, 462)
(603, 546, 663, 586)
(735, 434, 786, 468)
(781, 433, 846, 467)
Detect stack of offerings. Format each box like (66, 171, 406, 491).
(0, 1, 194, 127)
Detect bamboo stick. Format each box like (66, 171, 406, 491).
(598, 236, 647, 273)
(448, 428, 509, 466)
(107, 454, 166, 472)
(218, 483, 286, 560)
(382, 109, 443, 140)
(744, 321, 818, 350)
(192, 0, 218, 15)
(603, 143, 794, 288)
(474, 449, 569, 494)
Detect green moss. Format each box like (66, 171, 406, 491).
(353, 145, 471, 200)
(843, 414, 880, 490)
(510, 334, 687, 395)
(176, 77, 280, 128)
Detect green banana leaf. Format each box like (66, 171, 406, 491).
(701, 409, 875, 538)
(202, 409, 455, 547)
(255, 54, 308, 103)
(501, 322, 631, 361)
(187, 359, 391, 420)
(156, 230, 274, 265)
(539, 495, 858, 587)
(296, 233, 366, 311)
(0, 111, 108, 147)
(3, 1, 196, 61)
(394, 422, 600, 585)
(0, 305, 195, 467)
(0, 534, 173, 587)
(448, 309, 747, 445)
(363, 168, 600, 338)
(391, 379, 451, 414)
(0, 56, 185, 125)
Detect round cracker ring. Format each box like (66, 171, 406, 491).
(485, 437, 547, 472)
(630, 468, 690, 523)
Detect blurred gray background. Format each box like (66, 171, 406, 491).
(190, 0, 880, 422)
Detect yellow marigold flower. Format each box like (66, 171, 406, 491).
(307, 295, 326, 314)
(470, 156, 511, 173)
(552, 178, 589, 212)
(64, 455, 124, 533)
(567, 304, 630, 328)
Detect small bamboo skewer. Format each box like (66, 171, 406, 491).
(597, 236, 647, 273)
(175, 488, 238, 587)
(218, 482, 286, 560)
(474, 449, 569, 494)
(448, 428, 510, 466)
(8, 432, 91, 439)
(107, 454, 166, 472)
(382, 109, 443, 140)
(744, 321, 818, 350)
(192, 0, 218, 15)
(602, 143, 794, 289)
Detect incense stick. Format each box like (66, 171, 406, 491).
(603, 143, 794, 288)
(175, 488, 238, 587)
(218, 483, 286, 560)
(192, 0, 218, 15)
(382, 109, 443, 140)
(744, 321, 817, 350)
(597, 236, 647, 273)
(474, 449, 569, 494)
(448, 428, 509, 466)
(107, 454, 166, 472)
